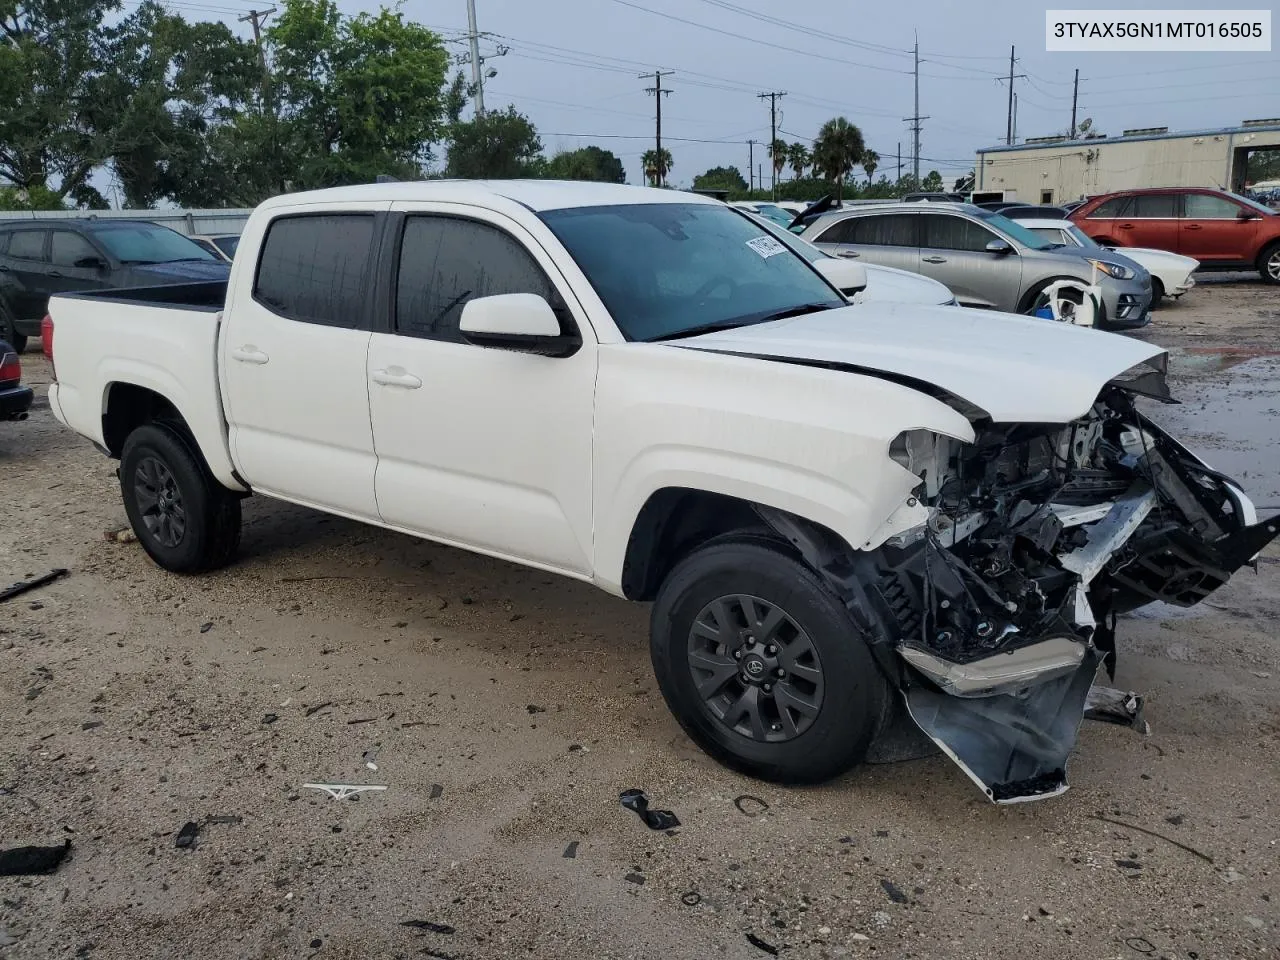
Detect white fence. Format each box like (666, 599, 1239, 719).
(0, 208, 253, 236)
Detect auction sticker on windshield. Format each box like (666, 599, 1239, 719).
(746, 235, 788, 259)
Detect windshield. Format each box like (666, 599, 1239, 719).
(976, 210, 1057, 250)
(540, 202, 843, 342)
(1065, 224, 1101, 249)
(1229, 191, 1277, 216)
(91, 223, 217, 264)
(751, 204, 795, 227)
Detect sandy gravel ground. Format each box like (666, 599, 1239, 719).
(2, 278, 1278, 960)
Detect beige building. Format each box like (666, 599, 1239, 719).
(975, 120, 1280, 204)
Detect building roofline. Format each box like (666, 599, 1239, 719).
(977, 123, 1280, 155)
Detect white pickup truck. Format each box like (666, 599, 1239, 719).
(46, 181, 1277, 803)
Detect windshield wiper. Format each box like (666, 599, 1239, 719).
(647, 301, 840, 342)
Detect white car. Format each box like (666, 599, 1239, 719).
(1021, 218, 1198, 304)
(45, 180, 1272, 804)
(739, 210, 957, 305)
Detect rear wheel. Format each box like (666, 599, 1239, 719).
(120, 422, 241, 573)
(1259, 242, 1280, 285)
(1, 302, 26, 354)
(650, 538, 889, 784)
(1150, 278, 1165, 306)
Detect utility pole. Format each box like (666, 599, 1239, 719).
(239, 8, 278, 188)
(642, 71, 674, 186)
(901, 34, 928, 185)
(747, 139, 756, 191)
(1070, 67, 1079, 138)
(465, 0, 485, 115)
(1012, 92, 1018, 144)
(896, 142, 902, 181)
(758, 91, 786, 198)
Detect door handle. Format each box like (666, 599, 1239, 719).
(836, 250, 860, 259)
(372, 368, 422, 389)
(231, 346, 269, 364)
(1184, 224, 1202, 230)
(1118, 223, 1134, 229)
(47, 271, 63, 279)
(923, 256, 948, 264)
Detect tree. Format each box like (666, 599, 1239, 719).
(787, 142, 809, 180)
(921, 170, 943, 192)
(446, 106, 542, 178)
(811, 117, 865, 202)
(641, 148, 673, 186)
(693, 165, 747, 192)
(768, 138, 787, 184)
(544, 145, 625, 183)
(862, 149, 879, 184)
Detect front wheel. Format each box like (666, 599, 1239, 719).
(1150, 278, 1165, 306)
(1259, 242, 1280, 285)
(120, 422, 242, 573)
(650, 538, 889, 784)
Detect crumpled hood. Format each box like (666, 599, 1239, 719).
(130, 260, 232, 282)
(674, 302, 1167, 423)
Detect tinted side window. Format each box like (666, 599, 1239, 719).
(813, 218, 857, 244)
(1089, 196, 1131, 218)
(922, 214, 997, 252)
(853, 214, 917, 247)
(395, 216, 553, 343)
(9, 230, 47, 261)
(0, 232, 9, 255)
(1133, 194, 1177, 217)
(51, 231, 100, 267)
(1183, 193, 1240, 219)
(253, 214, 375, 328)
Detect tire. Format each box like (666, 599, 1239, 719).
(1150, 278, 1165, 307)
(650, 537, 889, 784)
(0, 301, 26, 354)
(120, 422, 241, 573)
(1017, 276, 1080, 315)
(1258, 241, 1280, 285)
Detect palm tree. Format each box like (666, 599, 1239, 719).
(641, 148, 673, 186)
(862, 149, 879, 184)
(787, 142, 810, 180)
(768, 138, 787, 188)
(811, 117, 865, 202)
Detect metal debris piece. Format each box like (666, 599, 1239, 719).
(302, 783, 388, 801)
(1084, 685, 1150, 734)
(624, 872, 645, 885)
(175, 822, 199, 848)
(880, 879, 908, 903)
(681, 892, 701, 906)
(429, 784, 443, 800)
(745, 933, 779, 956)
(0, 569, 68, 603)
(400, 920, 455, 935)
(733, 795, 769, 818)
(0, 839, 71, 876)
(262, 714, 279, 725)
(199, 622, 213, 634)
(562, 841, 578, 859)
(619, 789, 680, 830)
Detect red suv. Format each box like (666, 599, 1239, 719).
(1069, 187, 1280, 284)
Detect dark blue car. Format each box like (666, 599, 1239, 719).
(0, 219, 231, 352)
(1, 337, 33, 421)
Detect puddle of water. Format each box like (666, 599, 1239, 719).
(1167, 345, 1280, 375)
(1146, 357, 1280, 504)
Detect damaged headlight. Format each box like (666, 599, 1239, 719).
(1086, 258, 1134, 280)
(1108, 354, 1172, 401)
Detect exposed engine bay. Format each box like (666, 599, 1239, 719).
(866, 367, 1280, 803)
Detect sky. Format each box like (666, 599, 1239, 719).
(151, 0, 1280, 190)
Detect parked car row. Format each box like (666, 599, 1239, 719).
(0, 218, 236, 351)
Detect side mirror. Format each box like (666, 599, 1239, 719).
(74, 256, 108, 271)
(812, 257, 868, 295)
(458, 293, 580, 358)
(985, 239, 1014, 255)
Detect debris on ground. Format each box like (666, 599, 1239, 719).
(262, 713, 279, 725)
(400, 920, 455, 934)
(1091, 814, 1214, 863)
(80, 721, 102, 731)
(0, 568, 69, 603)
(1125, 936, 1156, 954)
(199, 622, 213, 634)
(0, 839, 71, 876)
(562, 841, 579, 859)
(733, 795, 769, 818)
(624, 872, 645, 885)
(309, 938, 322, 949)
(429, 784, 443, 800)
(206, 815, 242, 825)
(103, 527, 138, 543)
(1115, 859, 1142, 869)
(619, 789, 680, 830)
(1165, 814, 1185, 826)
(175, 822, 199, 849)
(1222, 868, 1244, 883)
(880, 879, 909, 903)
(1084, 686, 1150, 733)
(361, 748, 379, 772)
(526, 704, 545, 714)
(745, 933, 779, 955)
(681, 892, 701, 906)
(301, 783, 388, 801)
(304, 702, 332, 717)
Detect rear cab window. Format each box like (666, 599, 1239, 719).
(253, 214, 376, 328)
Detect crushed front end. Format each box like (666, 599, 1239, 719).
(869, 357, 1280, 802)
